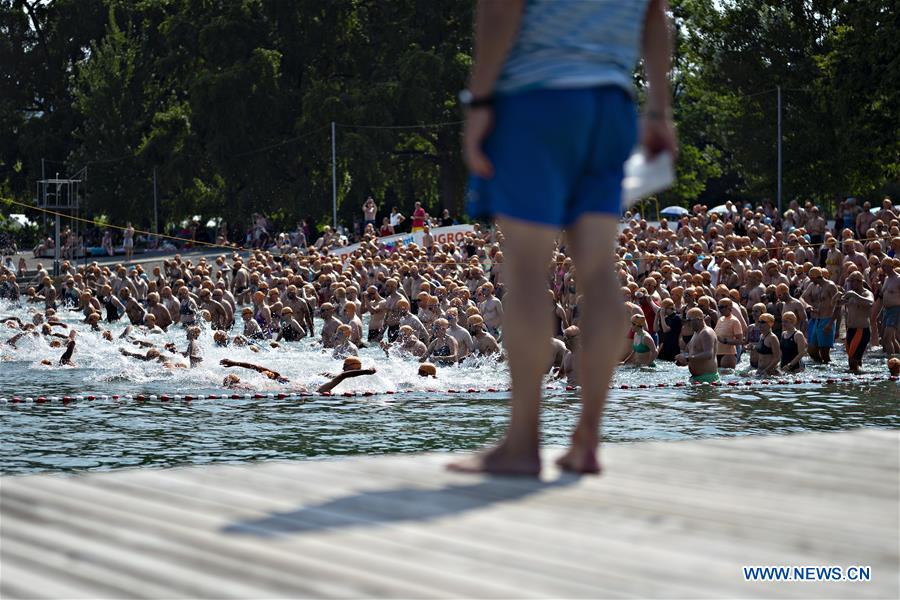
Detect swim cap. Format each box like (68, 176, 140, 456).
(418, 362, 437, 377)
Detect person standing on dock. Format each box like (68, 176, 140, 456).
(676, 308, 719, 383)
(123, 222, 135, 263)
(451, 0, 676, 475)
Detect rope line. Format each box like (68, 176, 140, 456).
(3, 375, 896, 404)
(232, 125, 331, 158)
(336, 121, 463, 130)
(1, 197, 248, 253)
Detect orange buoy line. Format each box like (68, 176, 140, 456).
(1, 376, 896, 404)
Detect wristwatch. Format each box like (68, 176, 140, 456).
(458, 89, 495, 109)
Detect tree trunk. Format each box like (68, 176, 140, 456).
(436, 129, 466, 218)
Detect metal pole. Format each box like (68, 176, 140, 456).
(153, 166, 158, 247)
(81, 166, 87, 268)
(331, 121, 337, 230)
(41, 158, 46, 230)
(776, 85, 782, 215)
(53, 173, 60, 277)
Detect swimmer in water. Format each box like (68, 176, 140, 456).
(275, 306, 306, 342)
(119, 346, 185, 369)
(467, 315, 501, 357)
(220, 356, 375, 393)
(59, 330, 77, 366)
(421, 318, 458, 366)
(418, 362, 438, 378)
(184, 326, 203, 367)
(380, 325, 428, 358)
(888, 357, 900, 377)
(331, 324, 358, 359)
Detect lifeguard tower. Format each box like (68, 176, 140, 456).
(36, 175, 81, 276)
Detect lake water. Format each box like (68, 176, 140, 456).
(2, 299, 897, 475)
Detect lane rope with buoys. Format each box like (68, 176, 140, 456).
(1, 375, 896, 404)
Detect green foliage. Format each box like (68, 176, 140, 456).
(0, 0, 896, 231)
(671, 0, 899, 206)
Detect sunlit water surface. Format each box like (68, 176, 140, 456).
(1, 299, 897, 475)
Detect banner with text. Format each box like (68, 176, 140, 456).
(334, 225, 475, 264)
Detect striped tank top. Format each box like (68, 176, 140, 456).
(496, 0, 650, 97)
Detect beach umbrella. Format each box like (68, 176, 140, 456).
(709, 204, 737, 215)
(660, 205, 689, 217)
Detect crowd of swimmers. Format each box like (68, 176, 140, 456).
(2, 198, 900, 391)
(614, 198, 900, 382)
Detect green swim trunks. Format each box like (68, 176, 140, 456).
(690, 372, 720, 384)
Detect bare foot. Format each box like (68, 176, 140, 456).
(447, 441, 541, 476)
(556, 427, 602, 474)
(555, 445, 601, 474)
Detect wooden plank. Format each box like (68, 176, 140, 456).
(0, 483, 458, 600)
(0, 551, 109, 600)
(140, 452, 861, 598)
(83, 472, 637, 599)
(131, 465, 731, 598)
(0, 534, 161, 599)
(306, 449, 899, 569)
(299, 452, 893, 557)
(2, 430, 897, 599)
(3, 477, 550, 599)
(0, 494, 326, 599)
(100, 438, 892, 596)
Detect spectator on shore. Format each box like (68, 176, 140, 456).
(440, 209, 455, 227)
(362, 197, 378, 232)
(411, 202, 428, 233)
(389, 206, 406, 232)
(101, 230, 114, 257)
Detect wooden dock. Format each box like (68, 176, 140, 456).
(2, 429, 897, 599)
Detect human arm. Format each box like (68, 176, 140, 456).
(641, 0, 677, 158)
(657, 311, 670, 333)
(316, 368, 377, 394)
(120, 348, 152, 361)
(420, 340, 436, 362)
(843, 290, 874, 308)
(6, 332, 26, 347)
(646, 334, 659, 362)
(446, 336, 459, 363)
(462, 0, 525, 178)
(59, 340, 76, 365)
(219, 358, 275, 375)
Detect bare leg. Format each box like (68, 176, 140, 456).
(884, 328, 899, 355)
(808, 345, 820, 363)
(869, 300, 881, 348)
(719, 355, 737, 369)
(448, 217, 556, 475)
(556, 215, 626, 474)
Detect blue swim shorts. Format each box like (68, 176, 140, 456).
(883, 305, 900, 329)
(807, 318, 835, 348)
(467, 86, 637, 227)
